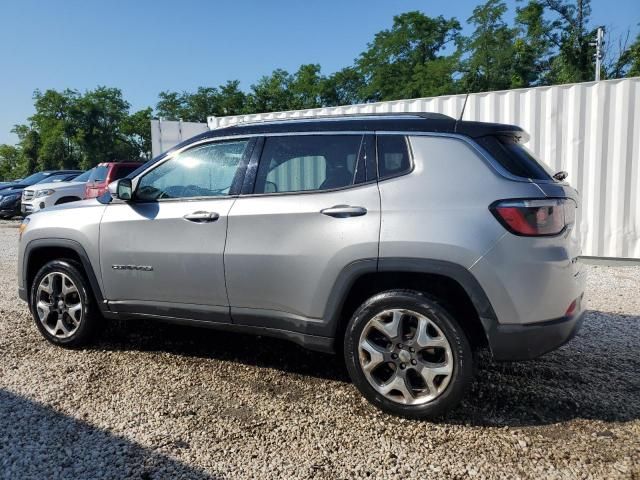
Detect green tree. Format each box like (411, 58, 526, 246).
(182, 87, 221, 122)
(11, 125, 40, 175)
(218, 80, 247, 115)
(247, 69, 296, 112)
(355, 12, 461, 101)
(613, 32, 640, 77)
(29, 89, 79, 169)
(121, 108, 153, 160)
(460, 0, 517, 92)
(0, 145, 21, 180)
(156, 91, 184, 121)
(72, 87, 131, 168)
(513, 0, 558, 86)
(289, 64, 325, 109)
(542, 0, 597, 83)
(322, 67, 365, 106)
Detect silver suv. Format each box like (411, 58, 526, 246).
(17, 113, 585, 419)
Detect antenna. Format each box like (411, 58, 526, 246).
(455, 93, 470, 132)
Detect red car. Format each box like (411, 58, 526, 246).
(84, 162, 143, 199)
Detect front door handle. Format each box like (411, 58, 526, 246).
(320, 205, 367, 218)
(183, 211, 220, 223)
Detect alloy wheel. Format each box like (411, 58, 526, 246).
(35, 272, 84, 339)
(358, 308, 453, 405)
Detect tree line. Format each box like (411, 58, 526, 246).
(1, 0, 638, 180)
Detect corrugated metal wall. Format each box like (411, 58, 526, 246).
(151, 120, 208, 158)
(152, 78, 640, 258)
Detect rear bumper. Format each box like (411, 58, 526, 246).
(486, 307, 585, 361)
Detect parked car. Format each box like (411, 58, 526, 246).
(83, 162, 143, 199)
(21, 169, 94, 215)
(0, 170, 82, 219)
(17, 114, 585, 419)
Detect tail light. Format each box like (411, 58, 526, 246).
(490, 198, 576, 237)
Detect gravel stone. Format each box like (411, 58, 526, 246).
(0, 219, 638, 479)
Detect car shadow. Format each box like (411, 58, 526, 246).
(95, 309, 640, 427)
(0, 389, 222, 479)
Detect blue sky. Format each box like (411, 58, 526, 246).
(1, 0, 638, 144)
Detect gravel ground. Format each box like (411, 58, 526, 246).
(0, 219, 638, 479)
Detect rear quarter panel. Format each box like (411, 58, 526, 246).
(378, 135, 543, 267)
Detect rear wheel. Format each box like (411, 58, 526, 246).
(344, 290, 473, 419)
(30, 260, 100, 347)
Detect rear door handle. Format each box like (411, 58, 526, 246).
(183, 211, 220, 223)
(320, 205, 367, 218)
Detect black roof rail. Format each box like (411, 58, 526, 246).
(208, 111, 455, 129)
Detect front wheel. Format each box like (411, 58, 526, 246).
(30, 259, 100, 347)
(344, 290, 473, 419)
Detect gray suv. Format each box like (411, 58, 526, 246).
(17, 113, 586, 419)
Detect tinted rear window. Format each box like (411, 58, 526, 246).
(88, 166, 109, 182)
(477, 135, 553, 180)
(112, 165, 140, 180)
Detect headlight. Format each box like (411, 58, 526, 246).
(18, 217, 30, 240)
(0, 195, 3, 201)
(35, 189, 55, 198)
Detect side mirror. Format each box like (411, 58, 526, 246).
(113, 178, 133, 200)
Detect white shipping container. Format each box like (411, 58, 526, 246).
(152, 78, 640, 259)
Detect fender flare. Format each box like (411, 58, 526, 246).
(324, 257, 498, 336)
(22, 238, 106, 311)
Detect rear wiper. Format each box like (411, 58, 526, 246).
(553, 171, 568, 181)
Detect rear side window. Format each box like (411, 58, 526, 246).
(377, 135, 411, 179)
(112, 165, 140, 180)
(89, 166, 108, 183)
(254, 135, 363, 194)
(476, 135, 553, 180)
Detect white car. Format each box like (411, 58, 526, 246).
(21, 169, 93, 215)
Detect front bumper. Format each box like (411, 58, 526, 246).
(486, 306, 585, 361)
(0, 197, 21, 218)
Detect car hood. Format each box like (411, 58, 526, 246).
(0, 183, 20, 191)
(0, 186, 25, 195)
(26, 180, 85, 191)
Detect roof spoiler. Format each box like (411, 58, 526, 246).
(455, 121, 529, 143)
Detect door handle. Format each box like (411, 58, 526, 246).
(183, 211, 220, 223)
(320, 205, 367, 218)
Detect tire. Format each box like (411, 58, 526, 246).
(29, 259, 101, 347)
(344, 289, 473, 419)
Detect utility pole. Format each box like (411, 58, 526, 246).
(591, 26, 605, 82)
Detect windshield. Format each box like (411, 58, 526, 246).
(71, 169, 92, 182)
(20, 172, 53, 185)
(88, 165, 109, 183)
(37, 173, 75, 184)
